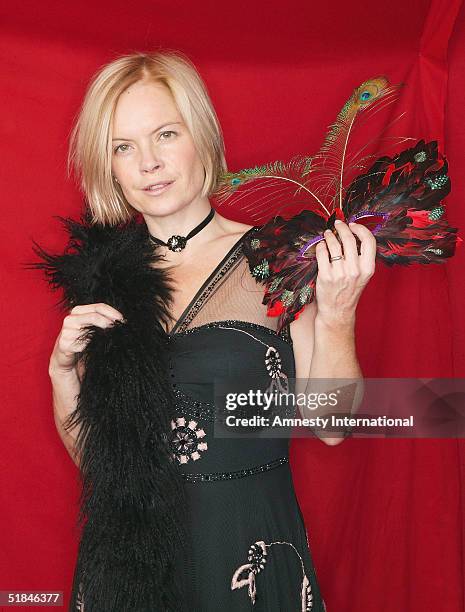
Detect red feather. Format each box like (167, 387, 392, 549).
(242, 139, 460, 331)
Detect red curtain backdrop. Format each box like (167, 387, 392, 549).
(1, 1, 464, 610)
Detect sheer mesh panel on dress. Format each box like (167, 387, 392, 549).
(169, 239, 291, 343)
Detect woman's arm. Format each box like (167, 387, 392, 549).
(49, 360, 82, 468)
(46, 303, 124, 468)
(291, 305, 361, 447)
(307, 316, 364, 445)
(292, 220, 376, 445)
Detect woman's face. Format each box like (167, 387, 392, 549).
(111, 80, 206, 217)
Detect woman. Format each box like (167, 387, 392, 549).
(47, 50, 376, 611)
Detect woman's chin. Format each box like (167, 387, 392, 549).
(137, 198, 187, 218)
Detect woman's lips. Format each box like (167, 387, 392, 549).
(143, 181, 174, 195)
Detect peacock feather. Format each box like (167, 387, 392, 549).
(214, 77, 409, 224)
(212, 77, 460, 331)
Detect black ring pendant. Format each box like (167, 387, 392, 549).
(148, 207, 215, 252)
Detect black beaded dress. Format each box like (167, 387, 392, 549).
(166, 226, 327, 612)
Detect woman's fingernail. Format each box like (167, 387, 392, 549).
(335, 220, 343, 225)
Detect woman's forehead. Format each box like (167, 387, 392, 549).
(113, 84, 182, 135)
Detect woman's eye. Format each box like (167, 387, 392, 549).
(114, 144, 129, 154)
(160, 130, 176, 140)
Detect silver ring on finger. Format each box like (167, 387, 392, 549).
(330, 255, 344, 262)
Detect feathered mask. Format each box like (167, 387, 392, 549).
(214, 77, 461, 331)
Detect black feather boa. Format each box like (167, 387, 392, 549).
(24, 209, 188, 611)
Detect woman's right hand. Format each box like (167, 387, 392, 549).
(48, 303, 125, 376)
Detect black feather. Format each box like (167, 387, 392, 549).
(23, 208, 189, 611)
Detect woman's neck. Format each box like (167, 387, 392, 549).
(143, 196, 214, 239)
(143, 200, 227, 266)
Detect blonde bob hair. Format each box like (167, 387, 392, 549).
(67, 50, 227, 226)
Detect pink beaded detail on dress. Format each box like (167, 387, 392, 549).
(231, 539, 314, 610)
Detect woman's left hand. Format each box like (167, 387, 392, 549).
(314, 219, 377, 327)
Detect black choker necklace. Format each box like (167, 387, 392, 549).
(148, 207, 215, 252)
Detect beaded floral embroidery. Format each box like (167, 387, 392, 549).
(216, 325, 289, 394)
(264, 345, 289, 394)
(231, 539, 314, 610)
(169, 416, 208, 463)
(76, 583, 84, 611)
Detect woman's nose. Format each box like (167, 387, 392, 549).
(140, 147, 163, 173)
(141, 160, 161, 173)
